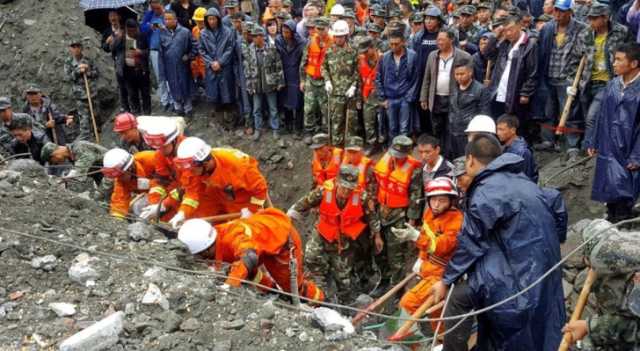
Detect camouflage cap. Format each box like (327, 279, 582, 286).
(459, 5, 476, 15)
(535, 13, 553, 22)
(0, 96, 11, 110)
(224, 0, 239, 8)
(587, 3, 609, 17)
(231, 12, 245, 20)
(452, 156, 466, 177)
(345, 136, 364, 151)
(411, 12, 425, 23)
(305, 19, 316, 28)
(357, 36, 374, 52)
(389, 135, 413, 158)
(452, 9, 461, 17)
(310, 133, 330, 149)
(343, 8, 356, 19)
(477, 2, 492, 9)
(283, 0, 293, 6)
(24, 83, 42, 94)
(250, 26, 266, 36)
(371, 7, 387, 17)
(337, 165, 360, 189)
(8, 113, 33, 130)
(242, 21, 255, 32)
(41, 142, 59, 162)
(492, 16, 507, 27)
(276, 10, 292, 19)
(68, 38, 83, 46)
(388, 8, 401, 17)
(366, 22, 383, 33)
(314, 17, 331, 28)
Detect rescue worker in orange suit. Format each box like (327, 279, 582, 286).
(101, 148, 157, 219)
(392, 177, 463, 334)
(166, 136, 269, 229)
(138, 119, 185, 222)
(310, 133, 343, 188)
(112, 112, 152, 154)
(177, 208, 325, 302)
(372, 135, 423, 296)
(287, 165, 383, 303)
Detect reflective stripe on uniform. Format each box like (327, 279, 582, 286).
(250, 196, 265, 207)
(149, 187, 167, 197)
(170, 188, 181, 201)
(182, 197, 199, 208)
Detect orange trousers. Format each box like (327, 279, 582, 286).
(399, 275, 443, 333)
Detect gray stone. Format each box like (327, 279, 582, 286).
(259, 300, 276, 320)
(68, 254, 100, 286)
(59, 311, 124, 351)
(180, 317, 200, 331)
(311, 307, 355, 341)
(49, 302, 76, 317)
(562, 280, 573, 300)
(221, 319, 244, 330)
(0, 170, 21, 184)
(157, 310, 182, 332)
(354, 294, 374, 309)
(31, 255, 57, 271)
(7, 159, 45, 178)
(141, 283, 169, 311)
(127, 222, 153, 242)
(213, 340, 232, 351)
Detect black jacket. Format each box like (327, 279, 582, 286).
(110, 32, 150, 77)
(10, 129, 50, 165)
(448, 80, 491, 135)
(22, 97, 68, 145)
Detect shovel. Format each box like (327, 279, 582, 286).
(388, 296, 444, 341)
(558, 268, 597, 351)
(82, 72, 100, 143)
(352, 272, 418, 326)
(154, 212, 243, 239)
(555, 56, 586, 148)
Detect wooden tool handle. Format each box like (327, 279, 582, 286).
(200, 212, 242, 223)
(82, 72, 100, 144)
(47, 112, 59, 144)
(484, 60, 493, 82)
(556, 56, 586, 136)
(558, 269, 597, 351)
(352, 272, 418, 325)
(389, 295, 439, 341)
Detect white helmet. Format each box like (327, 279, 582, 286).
(425, 177, 458, 198)
(143, 119, 180, 149)
(178, 219, 217, 254)
(177, 137, 212, 162)
(464, 115, 496, 134)
(329, 20, 350, 36)
(101, 148, 133, 178)
(330, 4, 345, 16)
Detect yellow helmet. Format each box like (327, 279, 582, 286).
(193, 7, 207, 22)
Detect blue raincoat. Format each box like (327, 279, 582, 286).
(275, 20, 307, 110)
(443, 153, 565, 351)
(504, 136, 539, 184)
(585, 75, 640, 204)
(199, 8, 237, 105)
(158, 24, 196, 102)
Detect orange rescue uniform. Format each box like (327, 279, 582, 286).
(148, 135, 187, 206)
(304, 34, 332, 80)
(191, 26, 206, 80)
(312, 147, 343, 187)
(374, 153, 421, 208)
(214, 208, 325, 301)
(109, 151, 156, 218)
(399, 207, 463, 331)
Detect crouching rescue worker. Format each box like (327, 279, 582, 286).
(287, 165, 383, 303)
(101, 148, 156, 219)
(177, 208, 325, 302)
(392, 177, 463, 333)
(166, 137, 269, 229)
(310, 133, 343, 188)
(40, 139, 112, 199)
(112, 112, 152, 154)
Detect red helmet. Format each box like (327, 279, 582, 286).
(425, 177, 458, 198)
(113, 112, 138, 132)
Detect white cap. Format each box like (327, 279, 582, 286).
(176, 137, 212, 162)
(329, 20, 350, 36)
(330, 4, 345, 16)
(464, 115, 496, 134)
(103, 148, 133, 172)
(178, 219, 217, 254)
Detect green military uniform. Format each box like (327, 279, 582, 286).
(374, 136, 423, 288)
(63, 40, 99, 142)
(244, 28, 285, 95)
(300, 17, 331, 138)
(0, 97, 14, 157)
(322, 37, 359, 146)
(458, 6, 483, 45)
(366, 23, 389, 53)
(291, 165, 381, 302)
(355, 38, 382, 148)
(575, 220, 640, 350)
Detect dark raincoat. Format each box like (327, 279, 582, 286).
(504, 136, 539, 183)
(443, 153, 565, 351)
(199, 8, 237, 105)
(158, 23, 196, 102)
(472, 32, 497, 83)
(275, 20, 307, 110)
(585, 75, 640, 204)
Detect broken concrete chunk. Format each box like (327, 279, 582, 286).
(48, 302, 76, 317)
(68, 254, 100, 286)
(311, 307, 355, 341)
(31, 255, 57, 271)
(58, 311, 124, 351)
(141, 283, 169, 311)
(127, 222, 152, 242)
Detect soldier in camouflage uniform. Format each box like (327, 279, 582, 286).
(322, 20, 359, 146)
(562, 219, 640, 350)
(300, 17, 331, 143)
(287, 165, 382, 302)
(366, 23, 389, 54)
(40, 140, 112, 199)
(64, 39, 100, 142)
(457, 5, 483, 47)
(372, 136, 423, 294)
(356, 37, 383, 153)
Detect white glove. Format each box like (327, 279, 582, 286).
(139, 203, 165, 220)
(137, 177, 150, 190)
(64, 169, 79, 179)
(390, 223, 420, 242)
(286, 208, 302, 221)
(412, 258, 423, 274)
(325, 81, 333, 94)
(346, 85, 356, 98)
(566, 86, 577, 97)
(169, 211, 186, 230)
(240, 207, 252, 219)
(219, 283, 230, 291)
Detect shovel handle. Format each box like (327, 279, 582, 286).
(199, 212, 242, 223)
(556, 56, 586, 136)
(389, 296, 441, 341)
(352, 272, 418, 325)
(558, 268, 597, 351)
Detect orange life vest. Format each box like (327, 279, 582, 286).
(358, 55, 378, 99)
(374, 153, 421, 208)
(305, 34, 331, 80)
(317, 180, 367, 242)
(342, 155, 372, 188)
(312, 147, 343, 186)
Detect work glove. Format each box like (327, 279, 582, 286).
(391, 223, 420, 242)
(140, 203, 165, 220)
(566, 86, 577, 97)
(64, 169, 79, 179)
(169, 211, 186, 230)
(286, 207, 302, 221)
(324, 81, 333, 94)
(240, 207, 252, 219)
(412, 258, 423, 274)
(219, 283, 231, 292)
(137, 177, 150, 190)
(346, 85, 356, 98)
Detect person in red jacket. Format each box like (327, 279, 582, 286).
(101, 148, 156, 219)
(392, 177, 463, 334)
(177, 208, 325, 302)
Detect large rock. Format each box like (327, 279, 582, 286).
(6, 159, 46, 178)
(127, 222, 152, 242)
(311, 307, 355, 341)
(58, 311, 124, 351)
(68, 253, 100, 286)
(31, 255, 57, 271)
